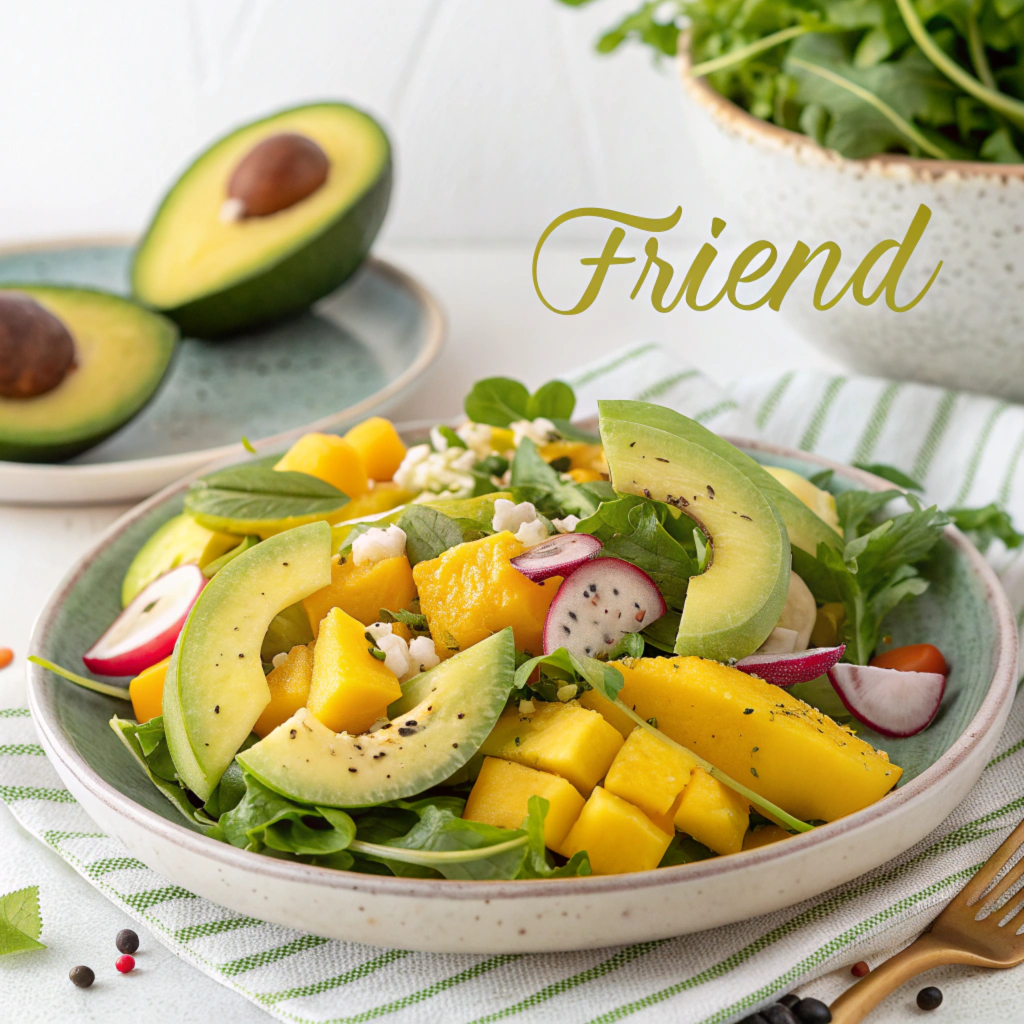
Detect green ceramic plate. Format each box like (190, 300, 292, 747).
(0, 239, 444, 504)
(24, 438, 1019, 952)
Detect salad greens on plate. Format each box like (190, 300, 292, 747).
(34, 375, 1015, 879)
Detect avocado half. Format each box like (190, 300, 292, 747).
(131, 102, 392, 338)
(0, 285, 178, 463)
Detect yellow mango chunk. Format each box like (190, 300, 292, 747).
(463, 757, 584, 850)
(604, 727, 699, 819)
(578, 687, 636, 739)
(129, 657, 170, 724)
(615, 656, 902, 822)
(254, 643, 315, 739)
(558, 787, 671, 874)
(343, 417, 407, 482)
(480, 701, 623, 796)
(275, 433, 369, 497)
(338, 482, 414, 523)
(307, 607, 403, 734)
(304, 554, 417, 636)
(743, 824, 791, 851)
(539, 441, 607, 474)
(413, 532, 559, 656)
(673, 768, 749, 856)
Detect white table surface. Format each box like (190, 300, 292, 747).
(0, 243, 972, 1022)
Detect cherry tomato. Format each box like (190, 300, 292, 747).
(870, 643, 947, 676)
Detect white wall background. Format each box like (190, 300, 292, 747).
(0, 0, 706, 245)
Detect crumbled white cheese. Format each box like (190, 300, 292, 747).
(556, 683, 578, 702)
(552, 515, 580, 534)
(407, 636, 440, 675)
(519, 699, 536, 714)
(376, 632, 410, 678)
(511, 417, 559, 447)
(365, 621, 393, 643)
(351, 524, 407, 567)
(456, 421, 494, 459)
(271, 652, 288, 670)
(492, 498, 538, 534)
(515, 518, 549, 547)
(394, 442, 478, 500)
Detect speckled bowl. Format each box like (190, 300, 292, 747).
(677, 45, 1024, 401)
(26, 433, 1017, 953)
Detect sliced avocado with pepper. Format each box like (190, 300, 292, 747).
(0, 286, 177, 462)
(132, 102, 392, 338)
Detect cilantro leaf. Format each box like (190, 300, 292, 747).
(0, 887, 44, 956)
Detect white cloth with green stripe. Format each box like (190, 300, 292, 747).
(3, 343, 1024, 1024)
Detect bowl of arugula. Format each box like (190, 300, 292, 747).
(562, 0, 1024, 401)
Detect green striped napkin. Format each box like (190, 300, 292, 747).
(2, 344, 1023, 1024)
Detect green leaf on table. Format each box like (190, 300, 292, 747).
(185, 462, 349, 526)
(0, 886, 44, 956)
(949, 503, 1024, 552)
(396, 505, 487, 565)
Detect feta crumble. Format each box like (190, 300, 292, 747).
(492, 498, 538, 534)
(456, 421, 494, 459)
(394, 442, 477, 501)
(511, 417, 559, 447)
(365, 621, 393, 643)
(271, 652, 288, 670)
(556, 683, 578, 702)
(514, 518, 549, 547)
(376, 632, 410, 678)
(351, 524, 407, 567)
(552, 515, 580, 534)
(407, 635, 440, 675)
(368, 626, 440, 681)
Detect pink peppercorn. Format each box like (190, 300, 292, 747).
(115, 954, 135, 973)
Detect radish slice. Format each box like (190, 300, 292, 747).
(735, 645, 846, 687)
(83, 564, 206, 676)
(827, 662, 945, 738)
(543, 556, 666, 658)
(510, 533, 603, 582)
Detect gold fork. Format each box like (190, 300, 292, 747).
(829, 817, 1024, 1022)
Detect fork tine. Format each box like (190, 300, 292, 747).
(974, 854, 1024, 920)
(961, 819, 1024, 908)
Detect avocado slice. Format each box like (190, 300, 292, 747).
(163, 520, 332, 800)
(599, 401, 842, 556)
(132, 102, 391, 338)
(237, 628, 515, 808)
(599, 405, 791, 661)
(0, 285, 177, 462)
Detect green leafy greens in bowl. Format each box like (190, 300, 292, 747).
(559, 0, 1024, 162)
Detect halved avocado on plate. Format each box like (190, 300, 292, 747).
(0, 285, 178, 462)
(132, 102, 392, 338)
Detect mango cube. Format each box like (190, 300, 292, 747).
(604, 727, 699, 819)
(304, 554, 417, 636)
(672, 768, 750, 856)
(743, 824, 791, 851)
(343, 417, 407, 482)
(129, 656, 170, 724)
(306, 607, 403, 734)
(254, 643, 315, 739)
(480, 701, 623, 796)
(577, 687, 636, 739)
(413, 532, 558, 656)
(463, 757, 584, 849)
(558, 787, 671, 875)
(275, 433, 368, 497)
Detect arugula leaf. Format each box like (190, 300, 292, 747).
(949, 503, 1024, 552)
(514, 648, 626, 702)
(0, 887, 44, 955)
(379, 607, 431, 633)
(396, 505, 487, 565)
(510, 438, 603, 518)
(519, 796, 592, 878)
(853, 462, 924, 491)
(186, 462, 349, 527)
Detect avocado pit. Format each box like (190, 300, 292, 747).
(224, 132, 329, 220)
(0, 292, 76, 399)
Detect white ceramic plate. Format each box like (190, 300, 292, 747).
(0, 238, 444, 505)
(26, 441, 1018, 953)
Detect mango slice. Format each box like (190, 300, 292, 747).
(254, 643, 314, 738)
(275, 432, 369, 497)
(673, 767, 749, 856)
(304, 554, 417, 636)
(604, 727, 698, 819)
(129, 657, 170, 724)
(343, 417, 407, 482)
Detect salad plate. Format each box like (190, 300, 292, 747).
(26, 406, 1017, 954)
(0, 239, 444, 505)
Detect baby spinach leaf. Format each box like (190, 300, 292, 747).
(396, 505, 486, 565)
(434, 425, 466, 449)
(606, 632, 645, 661)
(526, 380, 576, 421)
(642, 608, 681, 653)
(510, 439, 602, 518)
(186, 463, 349, 526)
(0, 887, 44, 956)
(464, 377, 532, 427)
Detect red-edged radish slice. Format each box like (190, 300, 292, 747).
(510, 533, 603, 582)
(827, 662, 945, 738)
(83, 564, 206, 676)
(543, 556, 666, 658)
(735, 644, 846, 687)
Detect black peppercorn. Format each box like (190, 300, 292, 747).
(793, 997, 832, 1024)
(763, 1003, 800, 1024)
(917, 986, 943, 1011)
(69, 965, 95, 988)
(778, 995, 801, 1009)
(115, 928, 139, 954)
